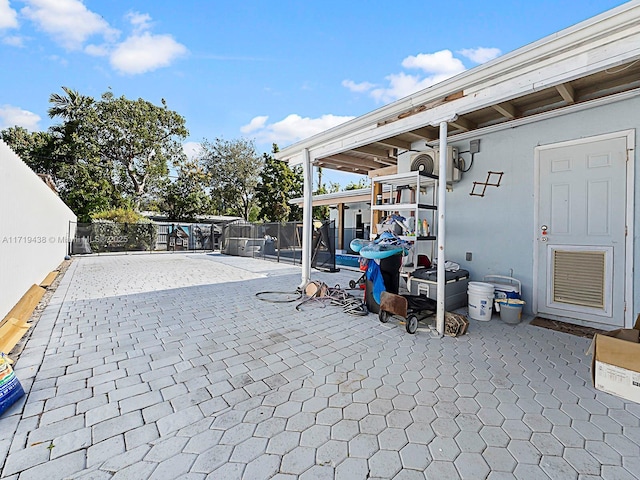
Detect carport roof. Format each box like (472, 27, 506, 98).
(276, 1, 640, 174)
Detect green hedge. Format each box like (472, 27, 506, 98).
(89, 220, 157, 252)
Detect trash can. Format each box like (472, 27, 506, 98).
(365, 254, 402, 314)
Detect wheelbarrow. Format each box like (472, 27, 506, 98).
(378, 291, 437, 334)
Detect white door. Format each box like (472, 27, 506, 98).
(536, 135, 628, 327)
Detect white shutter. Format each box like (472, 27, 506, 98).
(552, 249, 606, 309)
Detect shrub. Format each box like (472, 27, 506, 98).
(91, 207, 147, 224)
(89, 209, 157, 252)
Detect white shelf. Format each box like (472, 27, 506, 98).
(371, 203, 436, 211)
(372, 170, 438, 186)
(372, 171, 438, 249)
(399, 235, 436, 241)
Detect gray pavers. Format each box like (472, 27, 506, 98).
(2, 252, 640, 479)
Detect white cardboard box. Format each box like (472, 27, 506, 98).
(589, 316, 640, 404)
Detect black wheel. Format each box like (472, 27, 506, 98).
(406, 315, 419, 334)
(349, 280, 357, 289)
(379, 310, 390, 323)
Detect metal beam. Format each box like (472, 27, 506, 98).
(300, 148, 313, 289)
(436, 122, 448, 338)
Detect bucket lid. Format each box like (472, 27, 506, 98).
(468, 282, 494, 290)
(496, 298, 525, 305)
(491, 283, 519, 293)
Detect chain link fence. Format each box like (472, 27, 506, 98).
(69, 219, 337, 272)
(70, 221, 221, 254)
(221, 220, 337, 271)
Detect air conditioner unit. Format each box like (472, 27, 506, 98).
(406, 147, 461, 183)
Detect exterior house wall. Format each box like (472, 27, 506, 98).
(331, 200, 371, 251)
(407, 96, 640, 316)
(0, 140, 77, 320)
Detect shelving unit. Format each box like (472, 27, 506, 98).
(370, 170, 439, 273)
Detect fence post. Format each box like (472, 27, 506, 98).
(67, 220, 72, 256)
(277, 223, 281, 263)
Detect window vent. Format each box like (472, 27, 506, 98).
(553, 250, 606, 309)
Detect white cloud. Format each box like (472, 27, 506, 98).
(243, 113, 355, 144)
(14, 3, 186, 75)
(342, 79, 376, 93)
(109, 32, 187, 74)
(84, 43, 109, 57)
(126, 11, 152, 33)
(240, 115, 268, 134)
(0, 105, 41, 130)
(21, 0, 119, 50)
(48, 54, 68, 66)
(182, 141, 202, 160)
(0, 0, 18, 29)
(458, 47, 502, 64)
(370, 72, 433, 103)
(2, 35, 24, 47)
(402, 50, 465, 75)
(345, 47, 500, 104)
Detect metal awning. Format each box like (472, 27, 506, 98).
(276, 2, 640, 170)
(310, 62, 640, 173)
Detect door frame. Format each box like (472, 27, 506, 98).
(532, 129, 635, 328)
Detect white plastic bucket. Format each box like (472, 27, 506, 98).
(467, 282, 495, 321)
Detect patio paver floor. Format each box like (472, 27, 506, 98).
(1, 252, 639, 479)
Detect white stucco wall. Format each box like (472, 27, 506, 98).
(0, 140, 76, 320)
(401, 95, 640, 317)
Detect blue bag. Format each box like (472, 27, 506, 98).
(0, 353, 25, 416)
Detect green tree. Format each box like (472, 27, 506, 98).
(0, 126, 57, 175)
(160, 159, 212, 222)
(46, 87, 123, 221)
(200, 137, 263, 220)
(92, 91, 189, 209)
(288, 164, 304, 221)
(1, 109, 119, 223)
(313, 179, 340, 220)
(345, 177, 369, 190)
(255, 144, 303, 222)
(3, 87, 189, 221)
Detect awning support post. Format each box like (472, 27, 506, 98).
(300, 148, 313, 289)
(436, 121, 448, 337)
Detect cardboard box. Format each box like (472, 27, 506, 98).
(589, 315, 640, 403)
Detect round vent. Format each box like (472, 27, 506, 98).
(410, 152, 436, 174)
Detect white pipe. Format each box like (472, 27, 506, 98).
(436, 122, 448, 337)
(299, 148, 313, 289)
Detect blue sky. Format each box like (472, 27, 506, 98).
(0, 0, 629, 186)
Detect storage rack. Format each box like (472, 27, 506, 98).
(370, 170, 439, 272)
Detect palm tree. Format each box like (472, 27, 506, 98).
(48, 86, 94, 121)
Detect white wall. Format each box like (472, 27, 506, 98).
(0, 140, 76, 319)
(400, 95, 640, 316)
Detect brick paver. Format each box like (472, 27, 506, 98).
(1, 252, 639, 479)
